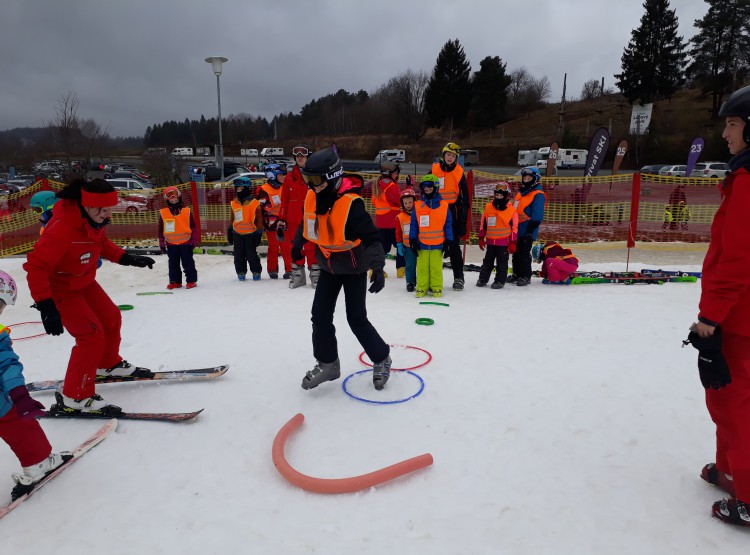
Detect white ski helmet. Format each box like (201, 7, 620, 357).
(0, 271, 18, 306)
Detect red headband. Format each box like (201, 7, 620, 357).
(81, 189, 118, 207)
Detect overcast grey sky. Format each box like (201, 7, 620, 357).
(0, 0, 708, 138)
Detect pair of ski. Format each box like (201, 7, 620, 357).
(29, 365, 228, 422)
(570, 275, 696, 285)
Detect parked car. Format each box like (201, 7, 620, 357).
(658, 165, 687, 177)
(112, 194, 150, 214)
(206, 172, 266, 205)
(690, 162, 731, 178)
(104, 172, 153, 185)
(106, 178, 154, 192)
(639, 164, 669, 175)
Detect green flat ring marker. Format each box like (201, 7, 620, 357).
(118, 304, 134, 311)
(419, 302, 450, 307)
(415, 317, 434, 326)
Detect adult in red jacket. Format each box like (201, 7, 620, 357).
(372, 161, 405, 276)
(687, 85, 750, 527)
(23, 179, 154, 415)
(278, 144, 318, 287)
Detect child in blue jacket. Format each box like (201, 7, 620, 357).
(0, 270, 69, 501)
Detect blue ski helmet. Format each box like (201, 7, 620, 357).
(30, 190, 58, 213)
(520, 166, 542, 188)
(265, 164, 287, 183)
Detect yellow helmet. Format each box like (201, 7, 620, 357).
(442, 142, 461, 157)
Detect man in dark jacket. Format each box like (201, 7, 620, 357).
(292, 148, 391, 391)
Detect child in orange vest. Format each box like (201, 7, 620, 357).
(158, 186, 199, 289)
(228, 177, 264, 281)
(535, 241, 579, 284)
(395, 187, 418, 292)
(477, 182, 518, 289)
(257, 164, 292, 279)
(409, 174, 453, 298)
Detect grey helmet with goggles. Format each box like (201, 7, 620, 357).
(380, 161, 401, 176)
(301, 148, 345, 190)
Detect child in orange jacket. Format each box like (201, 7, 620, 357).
(477, 182, 518, 289)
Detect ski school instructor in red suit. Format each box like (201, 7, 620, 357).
(23, 178, 155, 414)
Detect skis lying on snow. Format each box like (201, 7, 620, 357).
(0, 419, 117, 520)
(570, 273, 696, 285)
(27, 365, 229, 393)
(640, 268, 702, 278)
(41, 393, 203, 422)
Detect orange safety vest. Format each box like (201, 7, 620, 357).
(160, 207, 192, 245)
(514, 190, 546, 223)
(396, 211, 412, 247)
(260, 183, 283, 217)
(414, 200, 449, 246)
(230, 198, 260, 235)
(431, 162, 463, 205)
(302, 190, 362, 258)
(372, 179, 400, 218)
(482, 203, 516, 240)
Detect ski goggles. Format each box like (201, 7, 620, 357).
(31, 206, 45, 214)
(163, 188, 180, 200)
(302, 167, 344, 189)
(292, 146, 311, 157)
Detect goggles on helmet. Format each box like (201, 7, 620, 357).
(443, 142, 461, 156)
(494, 183, 510, 194)
(292, 146, 311, 157)
(32, 205, 45, 214)
(302, 167, 344, 189)
(163, 187, 180, 200)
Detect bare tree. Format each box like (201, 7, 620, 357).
(528, 76, 552, 104)
(79, 118, 110, 175)
(581, 79, 602, 100)
(387, 69, 430, 142)
(46, 91, 80, 167)
(508, 67, 532, 104)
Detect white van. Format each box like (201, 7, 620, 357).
(260, 147, 284, 157)
(374, 149, 406, 163)
(171, 147, 193, 157)
(241, 148, 259, 157)
(517, 150, 541, 166)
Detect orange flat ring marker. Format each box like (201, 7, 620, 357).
(272, 413, 433, 494)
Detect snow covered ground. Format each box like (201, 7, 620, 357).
(1, 251, 747, 554)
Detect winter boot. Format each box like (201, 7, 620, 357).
(701, 463, 736, 497)
(167, 282, 182, 290)
(476, 279, 488, 287)
(252, 273, 261, 281)
(506, 273, 518, 284)
(289, 263, 306, 289)
(453, 278, 464, 291)
(301, 359, 341, 390)
(309, 264, 321, 288)
(406, 282, 416, 292)
(237, 273, 246, 281)
(269, 272, 278, 279)
(491, 281, 505, 289)
(11, 452, 74, 501)
(516, 277, 530, 286)
(397, 267, 405, 278)
(372, 355, 392, 390)
(186, 282, 197, 289)
(712, 498, 750, 527)
(53, 391, 122, 416)
(282, 271, 292, 279)
(97, 360, 153, 378)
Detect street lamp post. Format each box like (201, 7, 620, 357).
(205, 56, 228, 178)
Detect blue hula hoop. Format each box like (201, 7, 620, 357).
(342, 369, 425, 405)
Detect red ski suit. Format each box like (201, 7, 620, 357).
(279, 165, 316, 267)
(698, 165, 750, 502)
(24, 200, 126, 400)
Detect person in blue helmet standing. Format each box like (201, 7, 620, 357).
(509, 166, 546, 286)
(257, 163, 292, 279)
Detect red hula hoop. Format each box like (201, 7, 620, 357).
(6, 321, 46, 341)
(359, 344, 432, 371)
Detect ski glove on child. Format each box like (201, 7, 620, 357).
(9, 386, 45, 419)
(683, 328, 731, 390)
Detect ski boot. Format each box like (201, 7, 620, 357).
(372, 355, 392, 390)
(415, 289, 427, 298)
(432, 290, 443, 298)
(491, 281, 505, 289)
(186, 282, 197, 289)
(51, 391, 122, 416)
(309, 264, 321, 288)
(701, 463, 736, 497)
(452, 278, 464, 291)
(476, 279, 488, 287)
(712, 498, 750, 527)
(167, 282, 182, 290)
(396, 267, 405, 278)
(516, 277, 530, 287)
(282, 271, 292, 280)
(11, 452, 74, 501)
(406, 282, 415, 292)
(506, 273, 518, 284)
(289, 263, 306, 289)
(252, 273, 261, 281)
(237, 273, 246, 281)
(301, 359, 341, 390)
(97, 360, 153, 378)
(269, 272, 278, 279)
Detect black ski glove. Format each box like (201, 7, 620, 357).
(369, 269, 385, 294)
(34, 298, 64, 336)
(683, 328, 731, 390)
(227, 226, 234, 245)
(442, 240, 452, 259)
(276, 228, 285, 242)
(524, 220, 541, 239)
(119, 253, 155, 269)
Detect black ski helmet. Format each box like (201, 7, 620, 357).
(301, 147, 344, 190)
(718, 85, 750, 146)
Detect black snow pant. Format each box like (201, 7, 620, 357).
(233, 232, 262, 276)
(166, 243, 197, 284)
(311, 270, 389, 365)
(478, 245, 509, 284)
(447, 206, 464, 281)
(512, 235, 534, 279)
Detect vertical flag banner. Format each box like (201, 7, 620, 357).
(685, 137, 704, 177)
(611, 139, 629, 175)
(546, 142, 559, 177)
(582, 127, 610, 201)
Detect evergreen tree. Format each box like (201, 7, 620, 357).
(468, 56, 512, 130)
(424, 39, 472, 128)
(687, 0, 750, 115)
(614, 0, 688, 104)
